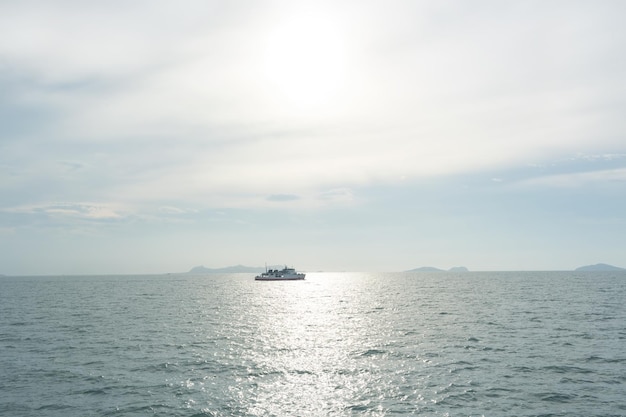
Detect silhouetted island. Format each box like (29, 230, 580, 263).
(406, 266, 468, 272)
(575, 263, 625, 271)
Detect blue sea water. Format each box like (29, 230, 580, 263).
(1, 271, 625, 416)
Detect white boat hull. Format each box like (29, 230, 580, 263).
(254, 275, 305, 281)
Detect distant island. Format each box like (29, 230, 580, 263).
(406, 266, 469, 272)
(575, 263, 625, 271)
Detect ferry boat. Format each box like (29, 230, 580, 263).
(255, 266, 305, 281)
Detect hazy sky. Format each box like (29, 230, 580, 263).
(1, 0, 625, 274)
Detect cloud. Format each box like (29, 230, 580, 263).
(267, 194, 300, 202)
(158, 206, 195, 215)
(571, 153, 626, 163)
(1, 0, 625, 213)
(4, 202, 125, 220)
(518, 168, 626, 188)
(318, 188, 354, 203)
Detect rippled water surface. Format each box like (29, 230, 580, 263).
(1, 272, 625, 416)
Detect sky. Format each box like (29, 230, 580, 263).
(1, 0, 625, 275)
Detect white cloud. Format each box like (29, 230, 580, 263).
(1, 0, 625, 211)
(158, 206, 196, 215)
(518, 168, 626, 188)
(267, 194, 300, 202)
(4, 202, 125, 220)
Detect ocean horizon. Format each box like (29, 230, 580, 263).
(3, 266, 625, 277)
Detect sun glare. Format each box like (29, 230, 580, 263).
(262, 13, 346, 109)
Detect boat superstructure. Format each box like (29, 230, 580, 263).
(255, 266, 305, 281)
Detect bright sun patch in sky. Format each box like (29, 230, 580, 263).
(262, 12, 346, 109)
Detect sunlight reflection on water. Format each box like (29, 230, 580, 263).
(233, 273, 423, 416)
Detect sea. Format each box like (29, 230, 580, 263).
(1, 271, 625, 417)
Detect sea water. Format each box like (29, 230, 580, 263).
(0, 271, 624, 416)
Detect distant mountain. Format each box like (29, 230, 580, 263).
(575, 263, 625, 271)
(407, 266, 444, 272)
(187, 265, 264, 274)
(406, 266, 469, 272)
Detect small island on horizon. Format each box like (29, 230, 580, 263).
(406, 266, 469, 272)
(574, 263, 625, 272)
